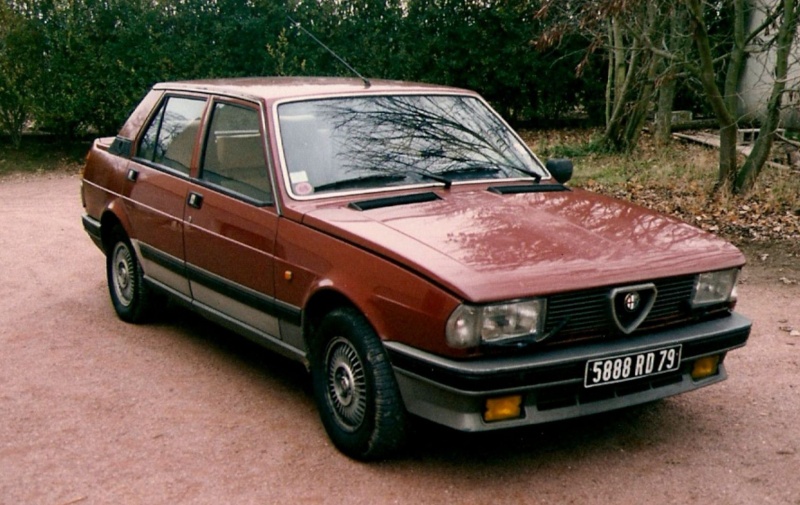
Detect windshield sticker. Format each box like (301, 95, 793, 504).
(289, 170, 309, 184)
(289, 171, 313, 195)
(294, 181, 314, 195)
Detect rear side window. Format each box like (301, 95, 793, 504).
(137, 96, 207, 174)
(200, 102, 272, 203)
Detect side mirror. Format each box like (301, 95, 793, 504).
(546, 158, 573, 184)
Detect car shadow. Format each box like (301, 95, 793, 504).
(144, 301, 707, 468)
(148, 300, 313, 396)
(401, 401, 672, 463)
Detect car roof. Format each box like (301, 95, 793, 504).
(153, 77, 473, 102)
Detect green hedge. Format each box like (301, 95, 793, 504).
(0, 0, 605, 140)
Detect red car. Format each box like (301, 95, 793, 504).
(81, 77, 750, 459)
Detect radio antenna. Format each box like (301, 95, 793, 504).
(286, 16, 371, 88)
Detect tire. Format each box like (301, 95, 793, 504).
(106, 226, 153, 323)
(310, 307, 407, 460)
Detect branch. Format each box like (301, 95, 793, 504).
(777, 132, 800, 149)
(744, 4, 785, 47)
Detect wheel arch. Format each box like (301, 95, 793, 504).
(302, 288, 362, 359)
(99, 203, 133, 254)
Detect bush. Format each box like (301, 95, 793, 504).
(0, 0, 606, 139)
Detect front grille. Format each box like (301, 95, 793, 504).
(543, 275, 697, 345)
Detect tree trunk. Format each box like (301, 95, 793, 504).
(685, 0, 740, 189)
(723, 0, 748, 115)
(612, 17, 626, 106)
(602, 42, 642, 151)
(0, 99, 27, 149)
(623, 51, 660, 150)
(718, 124, 739, 191)
(605, 23, 614, 126)
(620, 2, 664, 150)
(655, 6, 689, 145)
(734, 0, 798, 193)
(655, 75, 677, 144)
(604, 4, 669, 155)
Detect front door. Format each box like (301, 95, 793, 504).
(182, 100, 281, 337)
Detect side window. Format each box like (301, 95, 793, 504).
(201, 103, 272, 203)
(137, 96, 207, 175)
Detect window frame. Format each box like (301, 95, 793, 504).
(132, 93, 209, 178)
(197, 97, 275, 207)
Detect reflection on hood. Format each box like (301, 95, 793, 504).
(303, 187, 744, 302)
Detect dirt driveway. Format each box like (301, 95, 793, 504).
(1, 173, 799, 505)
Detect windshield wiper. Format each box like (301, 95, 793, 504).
(313, 174, 408, 192)
(446, 163, 543, 183)
(415, 171, 453, 189)
(440, 165, 502, 180)
(513, 165, 543, 183)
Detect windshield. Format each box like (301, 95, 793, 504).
(277, 94, 546, 197)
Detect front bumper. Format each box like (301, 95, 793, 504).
(384, 312, 751, 432)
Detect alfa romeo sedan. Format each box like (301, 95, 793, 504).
(80, 77, 751, 459)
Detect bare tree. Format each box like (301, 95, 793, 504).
(539, 0, 800, 195)
(686, 0, 799, 194)
(654, 7, 692, 144)
(733, 0, 800, 192)
(537, 1, 693, 152)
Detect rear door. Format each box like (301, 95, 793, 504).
(183, 99, 282, 338)
(126, 94, 208, 299)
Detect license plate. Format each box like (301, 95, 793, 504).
(584, 345, 682, 388)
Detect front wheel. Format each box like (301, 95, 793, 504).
(311, 307, 407, 460)
(106, 227, 153, 323)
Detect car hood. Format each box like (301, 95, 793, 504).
(301, 187, 745, 302)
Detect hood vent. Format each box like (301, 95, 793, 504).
(348, 192, 441, 211)
(488, 184, 569, 195)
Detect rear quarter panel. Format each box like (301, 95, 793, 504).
(82, 138, 131, 226)
(82, 89, 165, 235)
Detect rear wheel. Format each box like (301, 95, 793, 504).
(311, 307, 407, 460)
(106, 227, 153, 323)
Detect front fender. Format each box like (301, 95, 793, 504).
(276, 217, 462, 357)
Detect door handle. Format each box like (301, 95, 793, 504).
(187, 192, 204, 209)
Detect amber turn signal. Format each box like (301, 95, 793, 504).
(691, 355, 721, 380)
(484, 395, 523, 422)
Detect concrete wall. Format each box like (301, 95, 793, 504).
(738, 0, 800, 129)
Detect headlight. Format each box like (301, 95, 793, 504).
(691, 269, 739, 307)
(446, 299, 546, 349)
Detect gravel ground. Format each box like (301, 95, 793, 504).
(1, 173, 798, 505)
